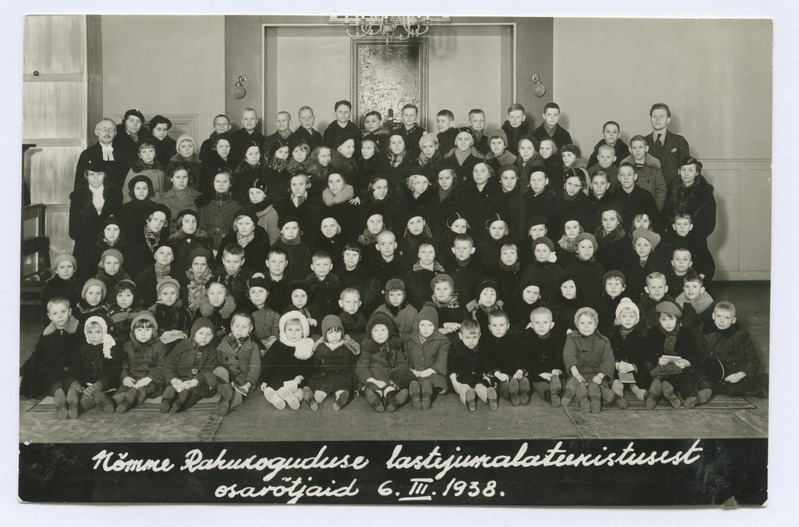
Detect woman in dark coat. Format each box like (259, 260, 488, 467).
(662, 156, 716, 239)
(385, 133, 417, 196)
(69, 159, 122, 281)
(440, 128, 484, 185)
(320, 172, 360, 243)
(360, 177, 401, 234)
(199, 133, 235, 199)
(460, 162, 509, 245)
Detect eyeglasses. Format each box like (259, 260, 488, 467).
(96, 127, 116, 133)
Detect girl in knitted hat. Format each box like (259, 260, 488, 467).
(149, 277, 191, 348)
(168, 209, 213, 276)
(73, 278, 110, 331)
(356, 312, 412, 413)
(308, 315, 357, 411)
(160, 317, 219, 413)
(73, 316, 121, 416)
(405, 306, 450, 411)
(113, 311, 168, 414)
(168, 133, 201, 186)
(260, 310, 316, 411)
(561, 307, 616, 413)
(94, 249, 130, 304)
(607, 298, 652, 407)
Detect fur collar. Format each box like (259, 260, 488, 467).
(675, 291, 714, 314)
(42, 316, 79, 336)
(321, 184, 354, 206)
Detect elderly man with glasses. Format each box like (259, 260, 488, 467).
(73, 117, 127, 192)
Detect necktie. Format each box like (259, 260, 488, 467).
(656, 133, 663, 147)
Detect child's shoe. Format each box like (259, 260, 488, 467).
(561, 387, 575, 408)
(576, 382, 590, 413)
(487, 387, 499, 410)
(645, 379, 662, 410)
(384, 390, 398, 413)
(314, 391, 327, 405)
(263, 386, 286, 410)
(588, 382, 602, 413)
(509, 378, 521, 406)
(333, 391, 350, 411)
(80, 395, 96, 412)
(98, 393, 115, 414)
(631, 385, 647, 401)
(474, 383, 488, 403)
(160, 386, 176, 414)
(420, 384, 433, 410)
(115, 389, 137, 414)
(364, 387, 385, 413)
(661, 381, 681, 408)
(135, 388, 148, 406)
(66, 385, 80, 419)
(683, 395, 698, 409)
(550, 376, 562, 408)
(465, 388, 477, 412)
(409, 381, 422, 410)
(519, 378, 531, 405)
(54, 388, 68, 419)
(697, 387, 713, 405)
(302, 386, 318, 411)
(217, 383, 234, 416)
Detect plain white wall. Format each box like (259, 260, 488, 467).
(101, 15, 225, 143)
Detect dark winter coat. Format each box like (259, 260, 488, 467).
(69, 185, 122, 279)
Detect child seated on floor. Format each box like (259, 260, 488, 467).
(260, 310, 315, 411)
(214, 310, 262, 416)
(449, 319, 495, 411)
(248, 276, 279, 349)
(357, 312, 412, 413)
(113, 312, 168, 414)
(697, 301, 768, 400)
(519, 307, 566, 407)
(561, 307, 617, 413)
(607, 298, 651, 407)
(160, 317, 218, 413)
(73, 316, 121, 416)
(337, 287, 367, 353)
(643, 301, 702, 409)
(405, 306, 450, 411)
(482, 309, 526, 406)
(308, 315, 357, 411)
(20, 297, 82, 417)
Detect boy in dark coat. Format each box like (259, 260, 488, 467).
(357, 313, 412, 413)
(306, 251, 341, 318)
(308, 315, 357, 411)
(519, 307, 566, 407)
(160, 317, 218, 413)
(480, 309, 524, 406)
(448, 319, 495, 411)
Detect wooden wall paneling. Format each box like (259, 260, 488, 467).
(23, 16, 84, 76)
(22, 82, 85, 140)
(27, 146, 82, 204)
(44, 206, 74, 260)
(86, 15, 104, 145)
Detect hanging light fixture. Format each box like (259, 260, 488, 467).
(333, 16, 439, 41)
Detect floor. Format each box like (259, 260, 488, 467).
(18, 282, 770, 443)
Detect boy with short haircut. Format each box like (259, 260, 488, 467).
(200, 114, 231, 162)
(697, 301, 767, 399)
(362, 111, 390, 154)
(373, 278, 418, 339)
(338, 287, 368, 351)
(214, 243, 255, 308)
(585, 170, 616, 234)
(323, 100, 362, 152)
(367, 230, 408, 301)
(149, 114, 176, 167)
(216, 310, 263, 415)
(306, 251, 341, 318)
(520, 307, 566, 407)
(449, 233, 485, 304)
(394, 103, 425, 157)
(621, 134, 666, 210)
(663, 213, 716, 286)
(248, 276, 280, 349)
(338, 243, 370, 307)
(264, 248, 292, 313)
(588, 120, 630, 170)
(230, 108, 266, 164)
(639, 271, 674, 331)
(436, 109, 458, 152)
(587, 144, 620, 193)
(482, 310, 526, 406)
(674, 271, 715, 331)
(666, 247, 695, 297)
(531, 102, 572, 151)
(294, 106, 323, 152)
(449, 319, 496, 411)
(263, 110, 294, 156)
(614, 162, 660, 231)
(562, 307, 616, 413)
(501, 103, 533, 157)
(20, 298, 83, 417)
(467, 108, 490, 155)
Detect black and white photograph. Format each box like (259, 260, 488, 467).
(6, 0, 796, 521)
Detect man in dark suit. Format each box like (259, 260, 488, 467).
(645, 103, 690, 188)
(73, 118, 127, 192)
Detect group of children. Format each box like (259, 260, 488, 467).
(22, 99, 766, 420)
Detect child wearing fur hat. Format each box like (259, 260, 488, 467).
(467, 279, 505, 337)
(19, 297, 82, 413)
(197, 281, 237, 339)
(638, 272, 674, 331)
(135, 244, 177, 308)
(607, 298, 653, 406)
(448, 319, 496, 411)
(107, 280, 142, 345)
(197, 170, 240, 252)
(424, 273, 468, 347)
(404, 306, 449, 410)
(485, 129, 517, 174)
(149, 277, 192, 347)
(73, 278, 110, 331)
(214, 310, 263, 415)
(643, 301, 701, 409)
(113, 311, 168, 413)
(260, 310, 316, 410)
(160, 317, 219, 413)
(272, 215, 312, 281)
(307, 315, 357, 411)
(41, 254, 82, 324)
(356, 312, 412, 413)
(73, 316, 121, 415)
(597, 271, 631, 337)
(519, 307, 566, 407)
(481, 310, 526, 406)
(122, 137, 165, 203)
(158, 162, 200, 229)
(248, 276, 280, 348)
(518, 237, 566, 303)
(561, 307, 617, 413)
(564, 232, 605, 311)
(696, 301, 767, 400)
(373, 279, 418, 340)
(674, 271, 716, 332)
